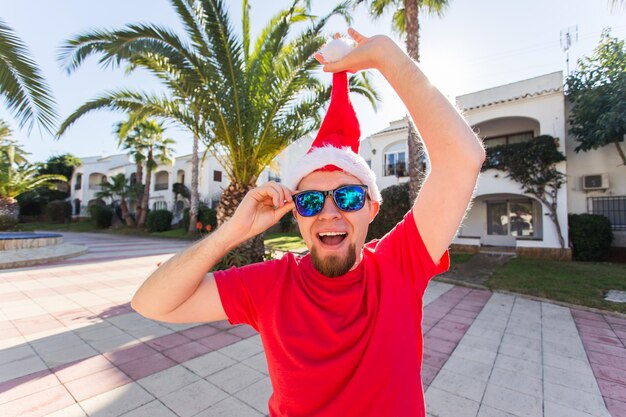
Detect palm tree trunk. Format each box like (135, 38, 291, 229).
(134, 162, 144, 225)
(138, 164, 152, 228)
(120, 197, 135, 227)
(187, 134, 200, 233)
(217, 181, 265, 264)
(0, 196, 20, 230)
(404, 0, 426, 203)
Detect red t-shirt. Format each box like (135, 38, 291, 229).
(215, 211, 449, 416)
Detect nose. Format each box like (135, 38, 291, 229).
(317, 195, 341, 220)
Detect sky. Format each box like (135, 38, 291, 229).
(1, 0, 625, 163)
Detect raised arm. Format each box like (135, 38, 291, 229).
(131, 182, 294, 323)
(318, 29, 485, 262)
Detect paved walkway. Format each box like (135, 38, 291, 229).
(1, 234, 625, 417)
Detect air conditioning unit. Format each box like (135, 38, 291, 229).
(582, 174, 609, 191)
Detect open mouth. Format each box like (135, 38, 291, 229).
(317, 231, 347, 246)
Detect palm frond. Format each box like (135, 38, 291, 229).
(0, 19, 57, 134)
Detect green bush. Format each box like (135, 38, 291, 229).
(45, 200, 72, 223)
(568, 213, 613, 261)
(279, 212, 295, 232)
(89, 205, 113, 229)
(147, 209, 173, 233)
(183, 206, 218, 231)
(0, 215, 18, 231)
(366, 182, 411, 242)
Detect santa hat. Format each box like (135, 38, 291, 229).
(284, 38, 382, 203)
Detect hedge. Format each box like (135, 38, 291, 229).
(366, 182, 411, 242)
(89, 205, 113, 229)
(147, 209, 173, 233)
(45, 200, 72, 223)
(568, 213, 613, 261)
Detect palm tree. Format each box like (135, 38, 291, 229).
(57, 0, 379, 262)
(355, 0, 450, 203)
(95, 173, 135, 227)
(0, 139, 65, 229)
(0, 19, 57, 134)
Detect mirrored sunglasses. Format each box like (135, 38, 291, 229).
(293, 184, 368, 217)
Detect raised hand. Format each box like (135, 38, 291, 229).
(314, 28, 399, 74)
(228, 182, 295, 240)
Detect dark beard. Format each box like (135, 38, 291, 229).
(310, 243, 357, 278)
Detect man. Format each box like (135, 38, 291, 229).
(132, 29, 485, 417)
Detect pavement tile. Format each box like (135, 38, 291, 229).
(605, 398, 626, 417)
(197, 332, 242, 350)
(423, 335, 457, 355)
(183, 350, 237, 377)
(0, 369, 58, 405)
(180, 324, 220, 340)
(136, 364, 201, 397)
(144, 332, 192, 351)
(75, 323, 126, 342)
(482, 383, 542, 417)
(0, 344, 38, 366)
(441, 355, 492, 382)
(0, 354, 48, 384)
(0, 384, 75, 417)
(217, 339, 264, 362)
(124, 324, 173, 341)
(46, 403, 88, 417)
(430, 369, 487, 402)
(64, 366, 132, 401)
(476, 404, 520, 417)
(241, 351, 269, 375)
(53, 354, 115, 383)
(207, 363, 265, 395)
(490, 366, 542, 398)
(234, 377, 272, 414)
(117, 352, 176, 380)
(586, 349, 626, 371)
(543, 401, 605, 417)
(421, 363, 439, 388)
(39, 343, 99, 368)
(596, 378, 626, 402)
(104, 343, 158, 366)
(425, 386, 480, 417)
(591, 362, 626, 385)
(581, 339, 626, 358)
(227, 325, 259, 339)
(119, 400, 176, 417)
(422, 349, 450, 369)
(87, 333, 139, 353)
(544, 381, 609, 416)
(160, 379, 228, 417)
(162, 340, 213, 363)
(78, 381, 154, 417)
(196, 396, 264, 417)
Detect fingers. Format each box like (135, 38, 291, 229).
(314, 52, 326, 65)
(264, 182, 294, 209)
(347, 27, 367, 44)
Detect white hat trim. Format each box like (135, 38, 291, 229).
(284, 145, 382, 202)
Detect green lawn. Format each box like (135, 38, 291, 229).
(450, 252, 475, 265)
(488, 258, 626, 313)
(264, 232, 306, 251)
(19, 221, 99, 233)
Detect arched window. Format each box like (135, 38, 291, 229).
(74, 173, 82, 190)
(383, 141, 407, 177)
(130, 173, 137, 185)
(154, 171, 169, 191)
(177, 169, 185, 185)
(88, 173, 107, 190)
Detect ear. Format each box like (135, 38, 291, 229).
(292, 209, 298, 221)
(368, 201, 380, 224)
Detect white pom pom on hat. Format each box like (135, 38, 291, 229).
(318, 37, 354, 63)
(284, 37, 381, 203)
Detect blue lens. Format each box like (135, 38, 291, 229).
(296, 191, 324, 216)
(334, 186, 366, 211)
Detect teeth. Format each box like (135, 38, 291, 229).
(318, 231, 347, 237)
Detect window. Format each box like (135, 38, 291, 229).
(152, 201, 167, 210)
(384, 151, 407, 177)
(130, 173, 137, 185)
(487, 199, 537, 237)
(268, 170, 281, 183)
(213, 170, 222, 182)
(484, 131, 534, 148)
(74, 173, 82, 190)
(154, 171, 169, 191)
(588, 196, 626, 231)
(88, 173, 107, 190)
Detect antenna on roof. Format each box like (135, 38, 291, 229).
(560, 26, 578, 76)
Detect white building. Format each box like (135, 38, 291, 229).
(70, 71, 624, 258)
(361, 71, 625, 258)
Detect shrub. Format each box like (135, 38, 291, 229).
(279, 212, 295, 232)
(89, 205, 113, 229)
(568, 213, 613, 261)
(183, 206, 218, 231)
(147, 209, 173, 233)
(45, 200, 72, 223)
(0, 215, 18, 231)
(366, 182, 410, 242)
